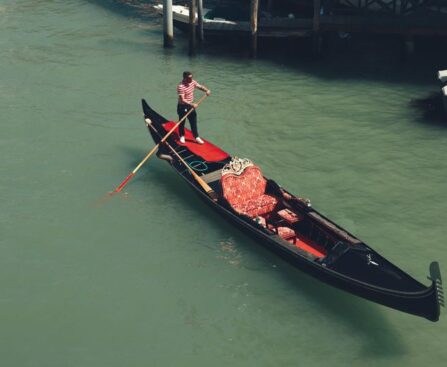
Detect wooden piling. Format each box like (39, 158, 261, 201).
(197, 0, 204, 43)
(404, 35, 415, 56)
(250, 0, 259, 58)
(189, 0, 196, 56)
(313, 0, 321, 32)
(442, 86, 447, 118)
(163, 0, 174, 48)
(312, 0, 322, 56)
(399, 34, 415, 62)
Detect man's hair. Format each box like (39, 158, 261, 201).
(183, 71, 192, 79)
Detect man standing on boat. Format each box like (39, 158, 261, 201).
(177, 71, 211, 144)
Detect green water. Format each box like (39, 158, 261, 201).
(1, 1, 447, 366)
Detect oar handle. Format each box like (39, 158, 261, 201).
(111, 94, 208, 194)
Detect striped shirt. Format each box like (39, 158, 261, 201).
(177, 79, 200, 104)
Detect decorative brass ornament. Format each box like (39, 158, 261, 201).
(221, 157, 254, 176)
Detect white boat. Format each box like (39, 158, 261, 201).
(439, 70, 447, 116)
(438, 70, 447, 86)
(153, 4, 312, 38)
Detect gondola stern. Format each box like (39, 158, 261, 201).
(401, 261, 442, 322)
(325, 260, 443, 322)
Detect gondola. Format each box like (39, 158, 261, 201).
(141, 98, 443, 322)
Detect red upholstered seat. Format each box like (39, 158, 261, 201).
(221, 165, 278, 217)
(277, 208, 300, 224)
(267, 224, 297, 242)
(234, 194, 278, 217)
(275, 226, 296, 239)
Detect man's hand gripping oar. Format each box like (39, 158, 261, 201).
(109, 94, 208, 195)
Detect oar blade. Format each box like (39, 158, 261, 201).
(111, 172, 135, 195)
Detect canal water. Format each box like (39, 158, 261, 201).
(1, 1, 446, 366)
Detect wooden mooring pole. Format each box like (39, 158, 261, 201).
(197, 0, 204, 43)
(312, 0, 322, 56)
(404, 35, 415, 56)
(163, 0, 174, 48)
(189, 0, 196, 56)
(400, 34, 415, 62)
(250, 0, 259, 58)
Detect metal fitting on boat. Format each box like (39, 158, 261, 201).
(156, 151, 173, 163)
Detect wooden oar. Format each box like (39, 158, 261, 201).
(146, 120, 218, 201)
(110, 94, 208, 194)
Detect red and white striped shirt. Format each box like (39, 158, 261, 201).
(177, 79, 201, 104)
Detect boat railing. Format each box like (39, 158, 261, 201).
(307, 211, 362, 246)
(318, 241, 351, 266)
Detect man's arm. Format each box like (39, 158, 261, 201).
(178, 91, 198, 109)
(196, 82, 211, 96)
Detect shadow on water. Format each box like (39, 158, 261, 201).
(120, 144, 407, 357)
(199, 33, 447, 91)
(89, 0, 447, 87)
(276, 263, 407, 358)
(410, 91, 447, 126)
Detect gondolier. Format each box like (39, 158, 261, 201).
(177, 71, 211, 144)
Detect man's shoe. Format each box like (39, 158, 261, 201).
(179, 136, 186, 144)
(195, 137, 204, 144)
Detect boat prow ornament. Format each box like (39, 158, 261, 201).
(221, 157, 254, 176)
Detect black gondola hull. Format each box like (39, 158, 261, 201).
(141, 99, 442, 322)
(177, 168, 440, 321)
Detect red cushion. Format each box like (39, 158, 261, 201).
(277, 209, 300, 223)
(234, 194, 278, 217)
(222, 166, 266, 205)
(267, 224, 296, 239)
(221, 165, 277, 217)
(276, 226, 296, 239)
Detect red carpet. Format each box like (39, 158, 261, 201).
(293, 238, 327, 258)
(162, 122, 230, 162)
